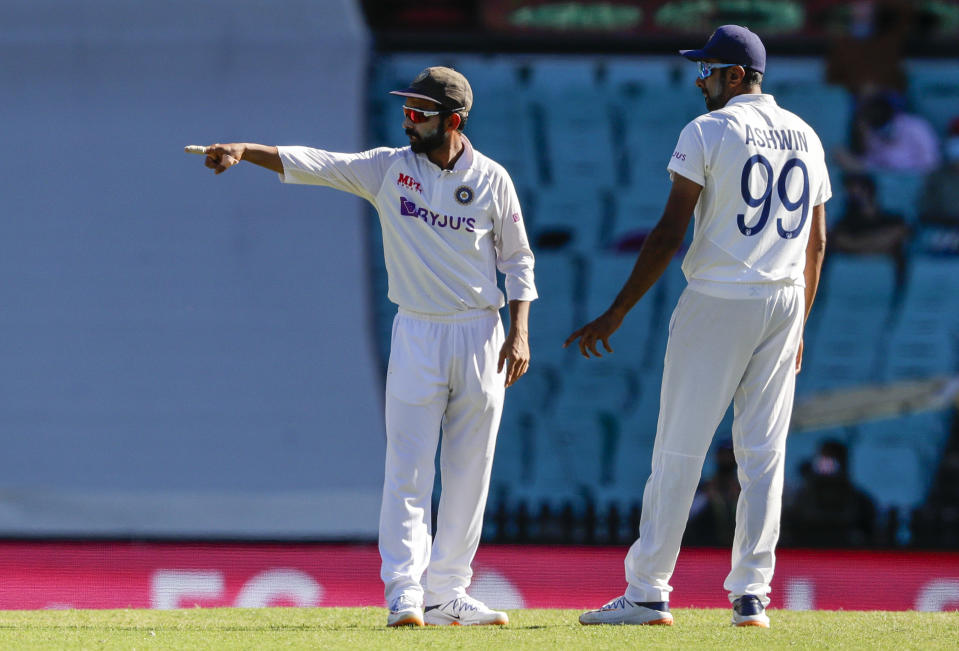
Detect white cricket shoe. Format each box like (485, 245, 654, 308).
(579, 595, 674, 626)
(386, 594, 424, 627)
(731, 595, 770, 628)
(423, 595, 509, 626)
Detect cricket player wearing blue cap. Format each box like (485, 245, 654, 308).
(568, 25, 831, 628)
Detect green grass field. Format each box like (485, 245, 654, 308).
(1, 607, 957, 650)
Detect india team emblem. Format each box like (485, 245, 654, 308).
(454, 185, 474, 205)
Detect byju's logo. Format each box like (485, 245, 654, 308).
(400, 196, 476, 233)
(397, 173, 423, 194)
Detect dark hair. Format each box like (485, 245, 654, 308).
(743, 68, 763, 87)
(721, 66, 763, 88)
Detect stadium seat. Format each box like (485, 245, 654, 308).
(763, 56, 827, 85)
(491, 410, 538, 491)
(582, 253, 659, 365)
(882, 255, 959, 380)
(531, 189, 609, 252)
(850, 431, 925, 513)
(604, 55, 683, 89)
(526, 250, 586, 366)
(612, 85, 700, 189)
(903, 256, 959, 323)
(905, 59, 959, 136)
(858, 410, 951, 476)
(503, 411, 597, 520)
(799, 254, 897, 394)
(466, 87, 540, 189)
(522, 57, 604, 94)
(450, 56, 524, 93)
(558, 357, 640, 416)
(601, 386, 660, 507)
(495, 363, 562, 488)
(608, 188, 671, 245)
(872, 171, 926, 223)
(534, 86, 617, 189)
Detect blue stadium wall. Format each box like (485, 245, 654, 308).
(0, 1, 385, 538)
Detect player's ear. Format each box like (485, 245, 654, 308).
(727, 65, 745, 87)
(447, 112, 462, 132)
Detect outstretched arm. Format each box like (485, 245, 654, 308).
(202, 143, 283, 175)
(564, 173, 702, 358)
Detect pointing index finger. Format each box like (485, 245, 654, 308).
(563, 328, 583, 348)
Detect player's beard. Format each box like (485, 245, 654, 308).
(703, 72, 727, 111)
(704, 91, 724, 112)
(406, 124, 447, 153)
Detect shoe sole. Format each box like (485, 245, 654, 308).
(734, 620, 769, 628)
(580, 617, 673, 626)
(387, 614, 424, 627)
(424, 616, 509, 626)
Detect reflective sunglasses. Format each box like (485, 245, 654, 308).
(697, 61, 739, 79)
(403, 105, 452, 124)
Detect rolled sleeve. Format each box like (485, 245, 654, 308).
(492, 171, 538, 303)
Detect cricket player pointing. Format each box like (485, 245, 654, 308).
(195, 67, 536, 627)
(566, 26, 829, 628)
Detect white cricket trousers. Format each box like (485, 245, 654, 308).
(624, 283, 803, 607)
(379, 307, 506, 607)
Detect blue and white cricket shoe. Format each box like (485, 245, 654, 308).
(386, 594, 424, 627)
(423, 595, 509, 626)
(579, 595, 674, 625)
(732, 595, 770, 628)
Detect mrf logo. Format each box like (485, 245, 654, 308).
(397, 173, 422, 194)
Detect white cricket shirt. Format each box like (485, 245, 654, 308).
(667, 94, 831, 295)
(278, 136, 537, 315)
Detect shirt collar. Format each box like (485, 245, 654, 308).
(451, 134, 474, 172)
(724, 93, 776, 108)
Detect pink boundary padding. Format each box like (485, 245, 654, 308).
(0, 542, 956, 611)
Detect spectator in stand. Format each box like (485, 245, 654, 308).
(830, 173, 909, 279)
(826, 0, 911, 96)
(782, 440, 877, 547)
(685, 439, 739, 547)
(918, 118, 959, 226)
(834, 89, 940, 174)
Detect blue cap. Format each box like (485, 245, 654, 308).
(679, 25, 766, 74)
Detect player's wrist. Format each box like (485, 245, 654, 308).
(606, 304, 628, 321)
